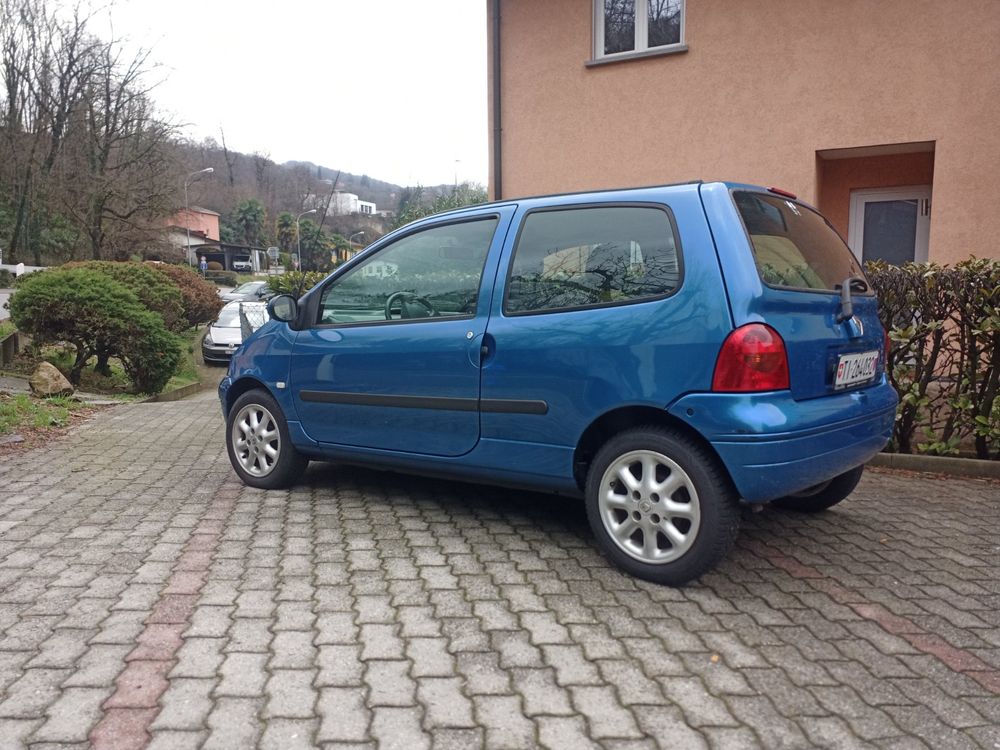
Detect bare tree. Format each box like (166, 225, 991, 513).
(0, 0, 177, 262)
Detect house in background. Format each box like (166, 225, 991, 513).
(330, 192, 377, 216)
(165, 206, 221, 264)
(487, 0, 1000, 265)
(164, 207, 264, 272)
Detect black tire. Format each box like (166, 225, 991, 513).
(226, 389, 308, 489)
(772, 465, 864, 513)
(585, 427, 740, 587)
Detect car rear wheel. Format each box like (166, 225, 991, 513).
(585, 427, 740, 587)
(772, 465, 864, 513)
(226, 389, 307, 489)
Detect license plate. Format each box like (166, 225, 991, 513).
(834, 350, 879, 389)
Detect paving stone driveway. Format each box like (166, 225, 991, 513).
(0, 391, 998, 750)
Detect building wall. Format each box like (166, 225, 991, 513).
(489, 0, 1000, 263)
(170, 208, 220, 242)
(332, 193, 360, 214)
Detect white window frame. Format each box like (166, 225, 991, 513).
(847, 186, 931, 264)
(593, 0, 686, 63)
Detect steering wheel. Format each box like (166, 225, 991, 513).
(384, 291, 439, 320)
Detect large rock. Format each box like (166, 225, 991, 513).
(29, 361, 73, 397)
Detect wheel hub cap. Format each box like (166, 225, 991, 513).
(231, 403, 281, 478)
(597, 449, 701, 565)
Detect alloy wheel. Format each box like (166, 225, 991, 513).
(231, 403, 281, 477)
(597, 449, 701, 564)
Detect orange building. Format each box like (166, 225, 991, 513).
(167, 207, 220, 242)
(487, 0, 1000, 265)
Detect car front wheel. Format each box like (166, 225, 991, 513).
(226, 389, 307, 489)
(585, 427, 740, 587)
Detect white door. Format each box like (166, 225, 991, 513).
(848, 186, 931, 265)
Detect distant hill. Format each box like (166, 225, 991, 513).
(282, 161, 438, 212)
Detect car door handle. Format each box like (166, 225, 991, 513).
(480, 333, 496, 365)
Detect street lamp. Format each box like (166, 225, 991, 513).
(184, 168, 214, 266)
(296, 209, 317, 271)
(348, 231, 366, 259)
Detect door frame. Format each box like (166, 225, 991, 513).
(847, 185, 931, 263)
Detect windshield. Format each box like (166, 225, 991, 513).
(215, 305, 242, 328)
(232, 282, 261, 294)
(733, 191, 867, 292)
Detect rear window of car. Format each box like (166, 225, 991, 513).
(733, 191, 867, 293)
(505, 205, 681, 314)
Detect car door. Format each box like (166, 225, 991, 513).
(289, 210, 513, 457)
(480, 194, 732, 449)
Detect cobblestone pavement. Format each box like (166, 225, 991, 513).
(1, 391, 999, 750)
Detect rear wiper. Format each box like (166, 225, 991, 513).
(835, 276, 869, 323)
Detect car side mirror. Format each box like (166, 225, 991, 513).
(267, 294, 298, 323)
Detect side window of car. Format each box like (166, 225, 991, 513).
(505, 205, 681, 314)
(317, 217, 499, 325)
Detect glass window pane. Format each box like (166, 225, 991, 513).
(862, 200, 918, 265)
(734, 192, 866, 292)
(318, 219, 497, 325)
(506, 207, 680, 314)
(604, 0, 636, 55)
(648, 0, 682, 48)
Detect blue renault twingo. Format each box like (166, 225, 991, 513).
(220, 182, 897, 586)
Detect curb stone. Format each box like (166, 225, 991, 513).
(868, 452, 1000, 479)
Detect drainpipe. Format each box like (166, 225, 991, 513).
(491, 0, 503, 200)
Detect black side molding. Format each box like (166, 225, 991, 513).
(300, 391, 548, 415)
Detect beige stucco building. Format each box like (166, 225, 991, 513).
(487, 0, 1000, 265)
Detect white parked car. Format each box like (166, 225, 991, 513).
(202, 301, 267, 365)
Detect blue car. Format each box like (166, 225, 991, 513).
(219, 182, 896, 586)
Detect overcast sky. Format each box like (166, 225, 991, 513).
(100, 0, 488, 187)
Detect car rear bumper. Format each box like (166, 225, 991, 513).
(668, 377, 898, 502)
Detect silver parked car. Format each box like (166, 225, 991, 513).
(202, 301, 267, 365)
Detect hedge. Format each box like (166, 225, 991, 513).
(866, 258, 1000, 459)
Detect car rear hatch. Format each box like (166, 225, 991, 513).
(728, 188, 884, 401)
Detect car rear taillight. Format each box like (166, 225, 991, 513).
(712, 324, 790, 392)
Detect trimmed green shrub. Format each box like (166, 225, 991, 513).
(0, 269, 14, 287)
(9, 267, 180, 393)
(65, 261, 186, 333)
(147, 262, 223, 327)
(866, 258, 1000, 459)
(118, 313, 182, 394)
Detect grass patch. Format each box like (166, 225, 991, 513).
(0, 392, 82, 435)
(0, 320, 15, 339)
(163, 328, 202, 392)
